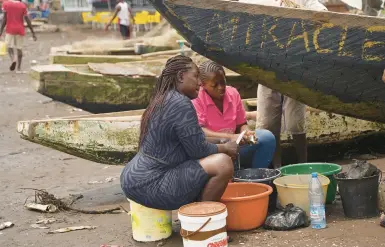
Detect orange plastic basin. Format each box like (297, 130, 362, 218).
(220, 182, 272, 231)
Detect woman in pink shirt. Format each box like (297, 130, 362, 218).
(192, 61, 276, 169)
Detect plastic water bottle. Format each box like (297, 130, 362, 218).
(309, 172, 327, 229)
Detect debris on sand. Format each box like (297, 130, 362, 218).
(30, 224, 49, 229)
(0, 222, 14, 231)
(88, 177, 117, 184)
(25, 203, 58, 213)
(48, 226, 96, 234)
(21, 188, 121, 214)
(100, 245, 124, 247)
(88, 180, 104, 184)
(35, 217, 56, 225)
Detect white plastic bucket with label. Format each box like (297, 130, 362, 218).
(129, 200, 172, 242)
(178, 202, 228, 247)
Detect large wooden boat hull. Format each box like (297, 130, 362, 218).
(148, 0, 385, 123)
(31, 59, 255, 113)
(17, 102, 385, 165)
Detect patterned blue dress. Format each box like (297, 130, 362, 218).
(120, 90, 218, 210)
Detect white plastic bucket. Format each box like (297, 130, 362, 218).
(178, 202, 228, 247)
(128, 200, 172, 242)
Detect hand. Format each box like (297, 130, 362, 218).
(382, 69, 385, 83)
(32, 34, 37, 41)
(104, 24, 110, 31)
(229, 134, 239, 142)
(223, 141, 239, 160)
(228, 134, 245, 145)
(245, 130, 258, 144)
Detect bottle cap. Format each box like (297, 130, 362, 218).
(312, 172, 318, 178)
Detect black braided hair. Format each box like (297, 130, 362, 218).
(139, 55, 194, 145)
(198, 60, 226, 83)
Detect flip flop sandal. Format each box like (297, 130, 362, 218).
(227, 236, 233, 243)
(9, 61, 16, 71)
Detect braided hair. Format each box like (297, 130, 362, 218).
(198, 60, 225, 83)
(139, 55, 194, 145)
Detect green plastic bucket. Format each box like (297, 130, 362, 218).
(280, 163, 342, 204)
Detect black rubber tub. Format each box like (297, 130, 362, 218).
(335, 169, 381, 218)
(233, 168, 281, 212)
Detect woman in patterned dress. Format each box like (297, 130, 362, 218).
(120, 55, 239, 210)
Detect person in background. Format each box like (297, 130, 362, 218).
(121, 55, 239, 210)
(192, 60, 276, 170)
(237, 0, 327, 168)
(0, 0, 36, 72)
(105, 0, 135, 40)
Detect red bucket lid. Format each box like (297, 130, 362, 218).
(178, 202, 227, 217)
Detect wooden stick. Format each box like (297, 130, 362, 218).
(141, 48, 192, 58)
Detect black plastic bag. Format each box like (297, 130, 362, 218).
(264, 204, 308, 231)
(346, 160, 378, 179)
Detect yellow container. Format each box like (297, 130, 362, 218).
(0, 41, 7, 56)
(129, 200, 172, 242)
(273, 174, 330, 216)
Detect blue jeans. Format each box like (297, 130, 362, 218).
(234, 129, 276, 170)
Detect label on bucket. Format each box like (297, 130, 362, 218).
(183, 232, 227, 247)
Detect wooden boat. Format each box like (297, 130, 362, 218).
(17, 99, 385, 165)
(147, 0, 385, 123)
(30, 58, 254, 113)
(50, 29, 185, 63)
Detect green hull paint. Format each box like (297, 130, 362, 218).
(31, 63, 256, 112)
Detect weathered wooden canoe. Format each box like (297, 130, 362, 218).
(17, 100, 385, 165)
(148, 0, 385, 123)
(50, 29, 185, 63)
(30, 58, 256, 113)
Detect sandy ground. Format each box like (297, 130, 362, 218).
(1, 29, 385, 247)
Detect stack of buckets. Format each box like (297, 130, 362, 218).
(278, 162, 381, 218)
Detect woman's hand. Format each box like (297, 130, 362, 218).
(223, 141, 239, 160)
(228, 134, 246, 145)
(245, 130, 258, 144)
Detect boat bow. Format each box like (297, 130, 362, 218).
(149, 0, 385, 123)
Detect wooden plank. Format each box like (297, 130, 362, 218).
(88, 63, 157, 77)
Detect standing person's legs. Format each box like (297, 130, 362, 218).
(13, 35, 24, 71)
(239, 129, 276, 169)
(16, 49, 23, 71)
(282, 97, 307, 163)
(5, 34, 16, 71)
(256, 85, 282, 168)
(119, 24, 130, 40)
